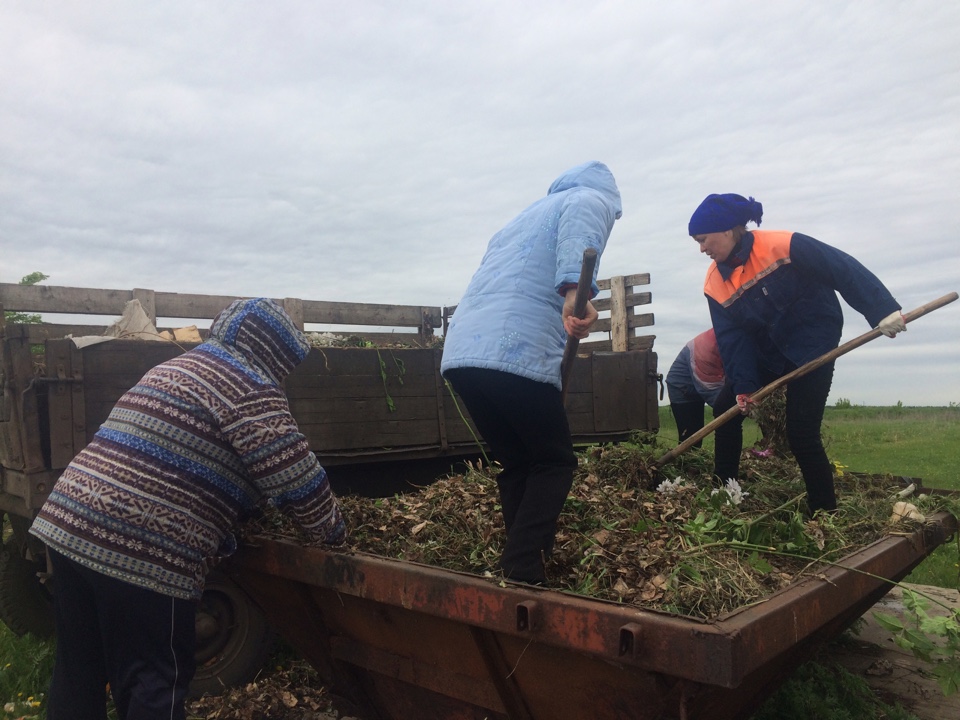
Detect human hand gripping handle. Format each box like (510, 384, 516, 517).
(736, 393, 755, 416)
(878, 311, 907, 337)
(563, 292, 598, 339)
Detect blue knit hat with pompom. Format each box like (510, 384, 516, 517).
(688, 194, 763, 235)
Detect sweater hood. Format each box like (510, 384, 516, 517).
(547, 161, 622, 219)
(208, 298, 310, 385)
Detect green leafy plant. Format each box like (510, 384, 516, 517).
(3, 272, 49, 326)
(375, 349, 405, 412)
(873, 586, 960, 696)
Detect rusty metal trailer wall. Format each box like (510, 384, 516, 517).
(229, 511, 958, 720)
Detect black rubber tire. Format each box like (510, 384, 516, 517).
(0, 532, 55, 639)
(189, 570, 274, 698)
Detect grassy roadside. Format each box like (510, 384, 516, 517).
(823, 405, 960, 588)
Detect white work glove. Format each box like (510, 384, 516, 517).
(877, 311, 906, 338)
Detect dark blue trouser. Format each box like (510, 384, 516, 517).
(712, 361, 837, 512)
(671, 384, 739, 483)
(444, 367, 577, 584)
(47, 549, 197, 720)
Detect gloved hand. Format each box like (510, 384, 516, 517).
(878, 311, 906, 338)
(736, 394, 755, 416)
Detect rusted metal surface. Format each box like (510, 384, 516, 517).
(228, 510, 958, 720)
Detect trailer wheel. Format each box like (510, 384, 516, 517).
(189, 570, 273, 698)
(0, 533, 55, 639)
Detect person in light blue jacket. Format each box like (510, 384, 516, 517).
(441, 161, 622, 584)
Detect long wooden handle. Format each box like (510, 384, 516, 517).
(560, 248, 598, 403)
(654, 291, 958, 468)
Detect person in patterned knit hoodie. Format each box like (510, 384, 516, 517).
(31, 297, 346, 720)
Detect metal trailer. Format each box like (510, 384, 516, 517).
(227, 508, 958, 720)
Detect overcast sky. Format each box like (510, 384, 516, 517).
(2, 1, 958, 406)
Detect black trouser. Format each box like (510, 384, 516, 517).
(713, 383, 744, 484)
(670, 401, 707, 448)
(444, 367, 577, 584)
(47, 549, 197, 720)
(673, 390, 743, 486)
(711, 361, 837, 512)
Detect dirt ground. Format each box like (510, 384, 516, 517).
(823, 583, 959, 720)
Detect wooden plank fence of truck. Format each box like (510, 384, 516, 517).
(0, 283, 444, 347)
(1, 275, 658, 472)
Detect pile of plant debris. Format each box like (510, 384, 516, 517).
(186, 659, 346, 720)
(305, 332, 442, 350)
(247, 435, 953, 620)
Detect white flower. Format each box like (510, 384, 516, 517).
(656, 476, 692, 496)
(711, 478, 749, 506)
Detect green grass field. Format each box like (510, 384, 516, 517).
(2, 405, 958, 719)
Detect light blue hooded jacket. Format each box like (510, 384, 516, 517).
(441, 161, 622, 389)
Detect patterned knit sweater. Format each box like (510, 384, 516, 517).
(31, 298, 346, 601)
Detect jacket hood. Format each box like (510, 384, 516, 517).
(208, 298, 310, 385)
(547, 161, 622, 219)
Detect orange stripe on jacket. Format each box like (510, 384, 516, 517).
(703, 230, 794, 306)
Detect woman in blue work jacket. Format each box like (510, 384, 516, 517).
(688, 193, 905, 513)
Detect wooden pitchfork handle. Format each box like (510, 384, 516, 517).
(560, 248, 598, 404)
(654, 291, 959, 468)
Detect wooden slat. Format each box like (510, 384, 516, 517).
(0, 337, 27, 471)
(294, 347, 438, 378)
(591, 291, 652, 313)
(596, 273, 650, 290)
(301, 418, 442, 451)
(292, 396, 440, 423)
(69, 342, 88, 463)
(300, 300, 441, 329)
(580, 335, 656, 353)
(8, 338, 46, 474)
(45, 339, 77, 468)
(609, 276, 628, 352)
(433, 351, 449, 450)
(282, 297, 305, 330)
(0, 283, 443, 330)
(590, 312, 655, 334)
(0, 284, 135, 315)
(132, 288, 156, 325)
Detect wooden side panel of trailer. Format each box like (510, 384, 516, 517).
(35, 341, 659, 472)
